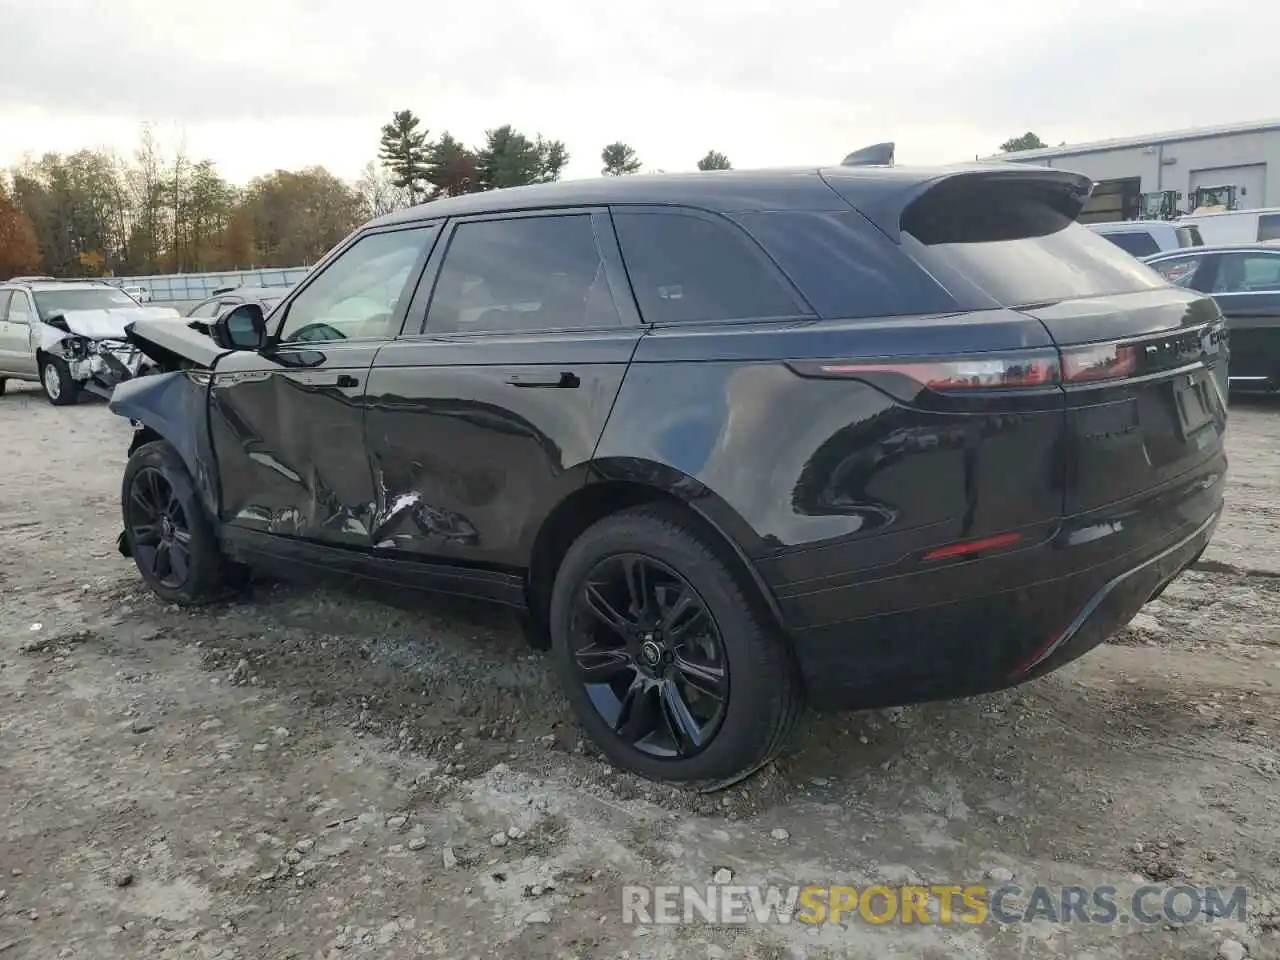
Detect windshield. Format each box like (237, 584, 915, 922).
(33, 288, 139, 317)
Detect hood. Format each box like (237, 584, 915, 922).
(125, 317, 232, 371)
(52, 306, 182, 340)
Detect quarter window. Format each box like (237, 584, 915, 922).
(426, 215, 619, 335)
(278, 227, 436, 344)
(612, 210, 807, 323)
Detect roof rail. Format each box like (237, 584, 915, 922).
(8, 275, 58, 283)
(841, 142, 895, 167)
(211, 285, 239, 296)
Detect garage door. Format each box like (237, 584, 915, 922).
(1190, 164, 1268, 211)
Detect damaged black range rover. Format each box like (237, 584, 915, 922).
(111, 162, 1228, 787)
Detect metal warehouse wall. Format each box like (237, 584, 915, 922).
(1004, 128, 1280, 209)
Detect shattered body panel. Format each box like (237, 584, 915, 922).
(41, 306, 184, 398)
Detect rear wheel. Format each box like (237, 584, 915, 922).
(549, 504, 803, 789)
(40, 356, 81, 406)
(122, 440, 229, 605)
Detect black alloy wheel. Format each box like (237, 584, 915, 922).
(569, 553, 729, 758)
(126, 466, 193, 590)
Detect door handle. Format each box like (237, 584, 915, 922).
(505, 371, 580, 389)
(335, 374, 360, 388)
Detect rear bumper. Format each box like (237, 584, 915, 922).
(772, 462, 1224, 710)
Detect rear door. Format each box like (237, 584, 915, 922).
(899, 176, 1228, 516)
(362, 208, 641, 569)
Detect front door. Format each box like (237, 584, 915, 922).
(0, 291, 39, 378)
(363, 209, 643, 568)
(209, 224, 440, 547)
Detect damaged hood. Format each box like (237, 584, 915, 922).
(125, 317, 233, 371)
(53, 306, 182, 340)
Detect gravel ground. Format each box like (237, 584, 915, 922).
(2, 380, 1280, 960)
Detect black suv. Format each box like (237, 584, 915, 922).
(111, 163, 1228, 788)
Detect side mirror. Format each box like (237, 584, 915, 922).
(212, 303, 266, 351)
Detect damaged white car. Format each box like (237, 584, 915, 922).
(0, 279, 182, 405)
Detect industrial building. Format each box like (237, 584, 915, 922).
(980, 119, 1280, 222)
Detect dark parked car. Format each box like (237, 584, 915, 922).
(108, 164, 1228, 788)
(1145, 242, 1280, 392)
(185, 286, 294, 328)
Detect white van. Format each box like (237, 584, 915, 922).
(1087, 220, 1203, 258)
(1176, 208, 1280, 246)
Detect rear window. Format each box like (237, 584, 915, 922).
(1176, 225, 1204, 247)
(1258, 214, 1280, 242)
(901, 178, 1168, 306)
(1103, 230, 1161, 257)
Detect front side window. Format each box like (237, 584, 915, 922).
(189, 299, 222, 318)
(9, 293, 36, 323)
(278, 227, 436, 344)
(1102, 231, 1161, 258)
(1150, 256, 1204, 288)
(1211, 253, 1280, 294)
(426, 215, 618, 335)
(612, 210, 807, 323)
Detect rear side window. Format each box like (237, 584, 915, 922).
(902, 177, 1168, 306)
(0, 291, 10, 320)
(1150, 255, 1204, 288)
(1210, 253, 1280, 294)
(1258, 214, 1280, 242)
(426, 215, 619, 335)
(612, 209, 809, 323)
(1176, 225, 1204, 247)
(1102, 230, 1161, 257)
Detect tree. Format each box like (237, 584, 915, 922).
(999, 132, 1048, 153)
(236, 167, 363, 267)
(424, 133, 478, 198)
(474, 125, 569, 191)
(378, 110, 431, 203)
(697, 150, 732, 171)
(356, 160, 411, 219)
(0, 183, 41, 280)
(601, 141, 642, 176)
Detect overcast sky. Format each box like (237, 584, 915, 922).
(3, 0, 1278, 186)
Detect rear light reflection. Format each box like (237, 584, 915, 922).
(923, 531, 1024, 561)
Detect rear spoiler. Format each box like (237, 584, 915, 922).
(819, 165, 1094, 243)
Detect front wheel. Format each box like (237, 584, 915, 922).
(41, 356, 82, 406)
(122, 440, 229, 604)
(549, 504, 804, 790)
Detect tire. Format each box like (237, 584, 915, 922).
(40, 355, 82, 406)
(121, 440, 229, 605)
(549, 503, 803, 790)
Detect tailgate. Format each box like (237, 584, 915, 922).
(1022, 289, 1228, 513)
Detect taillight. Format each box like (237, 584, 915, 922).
(1061, 343, 1139, 383)
(790, 350, 1061, 391)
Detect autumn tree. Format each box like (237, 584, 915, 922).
(601, 142, 642, 176)
(0, 182, 41, 280)
(424, 133, 478, 198)
(999, 132, 1048, 152)
(237, 167, 363, 266)
(697, 150, 732, 171)
(356, 161, 411, 219)
(378, 110, 431, 203)
(473, 125, 569, 191)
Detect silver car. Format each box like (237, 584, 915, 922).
(0, 279, 182, 405)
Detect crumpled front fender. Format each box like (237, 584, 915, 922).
(109, 369, 221, 521)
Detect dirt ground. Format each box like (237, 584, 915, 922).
(2, 380, 1280, 960)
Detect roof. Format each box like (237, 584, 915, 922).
(3, 280, 117, 292)
(1145, 241, 1280, 260)
(978, 118, 1280, 162)
(368, 162, 1083, 238)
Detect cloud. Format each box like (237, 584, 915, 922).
(2, 0, 1277, 182)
